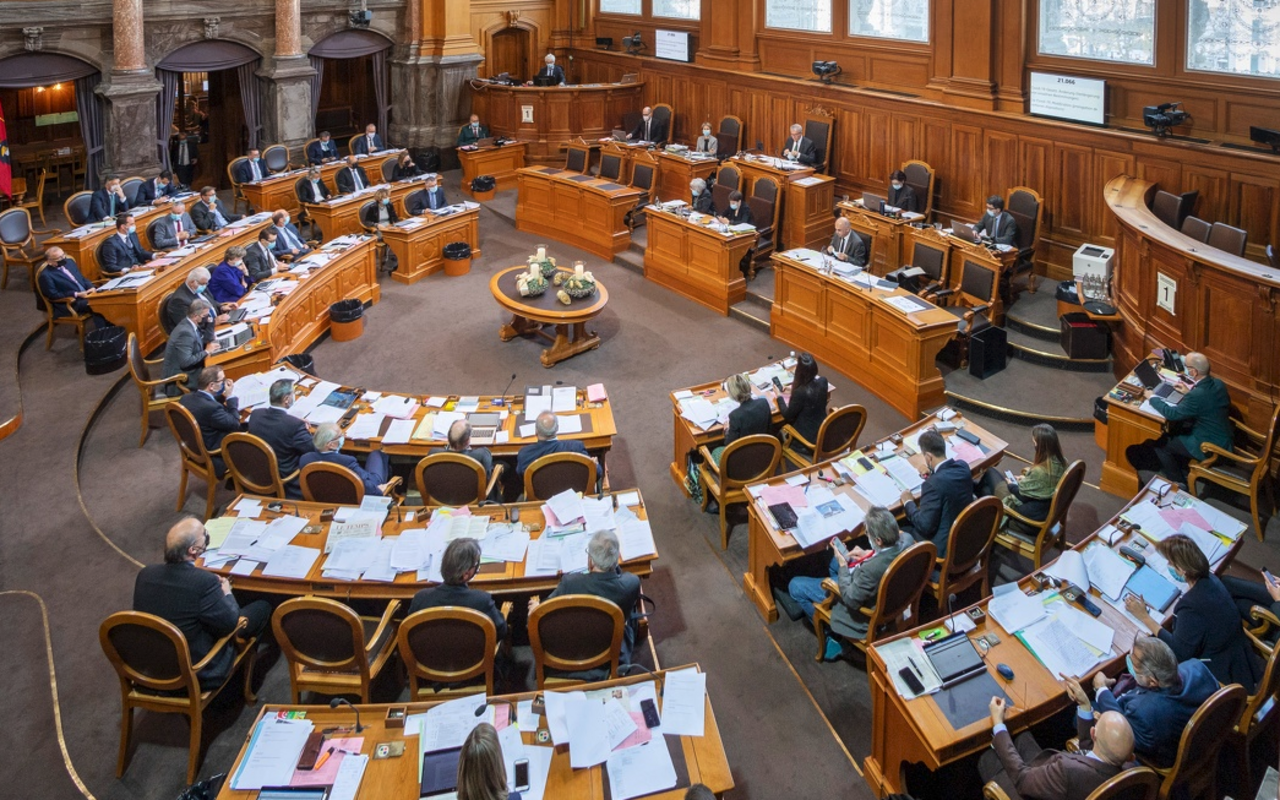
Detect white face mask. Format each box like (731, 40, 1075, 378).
(282, 215, 290, 225)
(729, 202, 739, 211)
(987, 209, 997, 218)
(702, 128, 711, 136)
(230, 259, 243, 267)
(127, 225, 137, 234)
(891, 182, 903, 190)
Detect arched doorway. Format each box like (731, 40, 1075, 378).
(307, 30, 393, 149)
(489, 28, 531, 81)
(0, 52, 104, 192)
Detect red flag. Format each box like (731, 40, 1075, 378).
(0, 98, 10, 198)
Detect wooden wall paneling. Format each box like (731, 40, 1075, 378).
(1182, 166, 1229, 226)
(1144, 246, 1193, 346)
(1051, 144, 1092, 238)
(863, 109, 895, 187)
(1094, 152, 1136, 244)
(948, 124, 984, 216)
(921, 120, 951, 209)
(891, 114, 919, 180)
(983, 131, 1019, 205)
(1197, 270, 1258, 391)
(836, 107, 864, 186)
(1134, 159, 1183, 196)
(1019, 138, 1051, 201)
(1228, 175, 1280, 259)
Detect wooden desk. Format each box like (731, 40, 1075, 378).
(201, 490, 652, 599)
(490, 266, 609, 368)
(471, 81, 645, 164)
(1098, 356, 1176, 498)
(900, 224, 1018, 325)
(785, 174, 837, 251)
(862, 476, 1243, 797)
(215, 666, 732, 800)
(241, 151, 402, 217)
(744, 411, 1007, 621)
(644, 208, 756, 315)
(654, 150, 718, 203)
(837, 200, 929, 276)
(515, 167, 642, 260)
(305, 175, 432, 241)
(770, 249, 958, 420)
(458, 141, 528, 195)
(46, 202, 171, 283)
(725, 155, 818, 251)
(89, 218, 273, 354)
(380, 207, 482, 285)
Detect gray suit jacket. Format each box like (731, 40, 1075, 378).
(828, 230, 867, 266)
(161, 319, 206, 396)
(829, 533, 914, 639)
(152, 213, 198, 250)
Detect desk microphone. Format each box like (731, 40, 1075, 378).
(475, 698, 517, 724)
(493, 372, 518, 406)
(946, 592, 958, 633)
(330, 697, 364, 732)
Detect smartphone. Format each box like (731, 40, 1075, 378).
(771, 376, 785, 393)
(514, 758, 530, 791)
(1264, 568, 1276, 584)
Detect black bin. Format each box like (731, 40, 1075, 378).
(969, 326, 1007, 380)
(1060, 312, 1110, 359)
(1054, 280, 1082, 306)
(443, 242, 472, 260)
(84, 325, 127, 375)
(329, 299, 363, 324)
(280, 353, 316, 377)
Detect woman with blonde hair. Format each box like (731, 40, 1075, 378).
(457, 723, 522, 800)
(710, 372, 771, 464)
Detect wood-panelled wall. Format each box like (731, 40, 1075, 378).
(570, 50, 1280, 281)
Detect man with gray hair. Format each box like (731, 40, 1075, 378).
(164, 264, 227, 343)
(299, 422, 393, 496)
(247, 379, 315, 498)
(515, 410, 588, 481)
(533, 529, 642, 665)
(161, 299, 214, 395)
(781, 122, 817, 165)
(787, 506, 913, 661)
(408, 537, 509, 639)
(1061, 634, 1216, 767)
(1126, 351, 1232, 489)
(430, 419, 495, 481)
(690, 178, 713, 214)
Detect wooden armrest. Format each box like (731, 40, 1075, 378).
(33, 226, 64, 236)
(486, 463, 505, 498)
(1251, 605, 1280, 629)
(1064, 736, 1082, 753)
(964, 303, 990, 318)
(140, 372, 189, 390)
(206, 447, 221, 457)
(932, 287, 956, 299)
(983, 781, 1013, 800)
(820, 577, 840, 597)
(634, 592, 657, 622)
(499, 601, 514, 620)
(697, 445, 720, 475)
(281, 469, 300, 484)
(779, 423, 816, 452)
(364, 600, 401, 654)
(1198, 442, 1254, 466)
(1001, 504, 1038, 528)
(191, 618, 248, 671)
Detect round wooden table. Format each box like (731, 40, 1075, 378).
(489, 266, 609, 367)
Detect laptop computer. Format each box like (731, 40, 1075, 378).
(611, 128, 629, 141)
(533, 75, 559, 87)
(1133, 360, 1177, 400)
(951, 219, 978, 242)
(861, 192, 887, 213)
(467, 412, 502, 445)
(474, 137, 495, 149)
(212, 325, 253, 353)
(420, 746, 464, 798)
(226, 307, 248, 324)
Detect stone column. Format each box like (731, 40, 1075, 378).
(392, 0, 483, 151)
(260, 0, 314, 148)
(276, 0, 301, 58)
(113, 0, 146, 71)
(99, 0, 161, 179)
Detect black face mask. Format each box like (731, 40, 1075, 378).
(54, 258, 67, 268)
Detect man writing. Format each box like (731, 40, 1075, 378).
(99, 214, 157, 276)
(306, 131, 340, 164)
(515, 411, 588, 481)
(352, 123, 385, 155)
(825, 217, 866, 266)
(627, 106, 668, 145)
(973, 195, 1018, 245)
(781, 123, 817, 166)
(151, 199, 197, 249)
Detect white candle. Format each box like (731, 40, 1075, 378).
(537, 246, 546, 260)
(529, 262, 539, 278)
(575, 262, 584, 277)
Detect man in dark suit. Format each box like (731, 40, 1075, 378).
(98, 214, 156, 276)
(899, 428, 974, 559)
(161, 299, 213, 395)
(169, 124, 200, 188)
(407, 174, 449, 214)
(352, 123, 385, 155)
(826, 217, 867, 266)
(690, 178, 714, 214)
(1126, 352, 1232, 489)
(245, 229, 284, 283)
(297, 167, 333, 205)
(179, 367, 244, 476)
(887, 170, 919, 213)
(134, 171, 177, 206)
(715, 191, 754, 226)
(409, 538, 510, 637)
(299, 423, 392, 496)
(972, 195, 1018, 245)
(306, 131, 340, 165)
(133, 518, 271, 689)
(627, 106, 668, 145)
(533, 529, 641, 664)
(164, 267, 225, 344)
(781, 123, 818, 166)
(515, 411, 589, 480)
(979, 697, 1134, 800)
(247, 379, 316, 499)
(190, 186, 242, 232)
(38, 246, 107, 329)
(533, 54, 566, 86)
(335, 155, 371, 195)
(456, 115, 490, 146)
(429, 420, 497, 499)
(150, 199, 198, 249)
(233, 148, 272, 184)
(90, 176, 132, 221)
(270, 209, 311, 259)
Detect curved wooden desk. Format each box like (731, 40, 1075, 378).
(471, 81, 644, 163)
(1104, 175, 1279, 431)
(241, 150, 402, 217)
(491, 266, 609, 367)
(515, 166, 643, 259)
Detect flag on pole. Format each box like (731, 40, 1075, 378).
(0, 97, 11, 198)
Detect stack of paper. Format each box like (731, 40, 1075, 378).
(372, 395, 420, 419)
(987, 584, 1047, 634)
(480, 523, 531, 562)
(852, 469, 902, 507)
(546, 489, 586, 526)
(230, 718, 316, 789)
(345, 412, 385, 441)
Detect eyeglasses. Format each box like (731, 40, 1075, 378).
(191, 532, 211, 557)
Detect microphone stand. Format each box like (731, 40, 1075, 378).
(330, 697, 364, 732)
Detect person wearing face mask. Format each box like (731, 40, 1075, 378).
(456, 114, 490, 147)
(270, 208, 311, 260)
(208, 245, 254, 304)
(233, 147, 272, 184)
(336, 155, 371, 195)
(781, 123, 818, 165)
(90, 176, 132, 221)
(972, 194, 1018, 245)
(248, 379, 317, 499)
(1125, 352, 1231, 490)
(178, 367, 245, 476)
(190, 186, 242, 231)
(38, 245, 109, 329)
(151, 200, 197, 249)
(245, 228, 286, 283)
(300, 423, 394, 497)
(164, 266, 227, 343)
(689, 178, 713, 214)
(99, 213, 157, 276)
(716, 190, 753, 226)
(295, 166, 333, 206)
(361, 187, 400, 229)
(886, 170, 919, 214)
(695, 122, 718, 156)
(134, 170, 177, 205)
(306, 131, 340, 165)
(627, 106, 668, 145)
(392, 151, 422, 181)
(1124, 533, 1261, 691)
(898, 428, 974, 559)
(408, 174, 449, 215)
(1061, 635, 1216, 768)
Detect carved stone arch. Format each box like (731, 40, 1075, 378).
(0, 44, 108, 78)
(478, 17, 543, 79)
(148, 28, 267, 68)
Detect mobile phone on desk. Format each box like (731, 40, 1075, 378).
(514, 758, 530, 792)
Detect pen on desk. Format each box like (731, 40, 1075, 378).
(907, 657, 925, 679)
(314, 746, 335, 770)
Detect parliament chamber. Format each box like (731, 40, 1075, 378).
(2, 1, 1280, 800)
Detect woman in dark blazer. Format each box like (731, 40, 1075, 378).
(1125, 533, 1261, 691)
(777, 352, 829, 449)
(710, 373, 771, 464)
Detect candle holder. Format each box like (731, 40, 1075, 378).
(526, 246, 558, 278)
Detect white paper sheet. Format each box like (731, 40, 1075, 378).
(605, 740, 678, 800)
(617, 519, 657, 560)
(382, 418, 416, 445)
(1082, 543, 1137, 601)
(547, 489, 585, 524)
(230, 718, 315, 790)
(1021, 615, 1106, 678)
(480, 524, 531, 562)
(552, 386, 578, 412)
(328, 753, 368, 800)
(345, 413, 385, 440)
(260, 545, 320, 578)
(556, 414, 584, 434)
(566, 693, 611, 768)
(852, 469, 903, 507)
(659, 669, 706, 737)
(988, 584, 1047, 634)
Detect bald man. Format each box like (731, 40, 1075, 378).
(1125, 351, 1232, 489)
(133, 518, 271, 688)
(628, 106, 668, 145)
(825, 217, 866, 266)
(515, 410, 589, 480)
(979, 696, 1134, 800)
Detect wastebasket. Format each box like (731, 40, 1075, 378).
(1055, 279, 1083, 319)
(84, 325, 127, 375)
(443, 242, 472, 277)
(470, 175, 496, 202)
(329, 299, 364, 342)
(969, 326, 1007, 379)
(1060, 312, 1109, 359)
(280, 353, 316, 377)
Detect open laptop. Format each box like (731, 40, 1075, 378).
(861, 192, 887, 214)
(951, 219, 979, 242)
(611, 128, 629, 141)
(474, 137, 495, 148)
(532, 75, 559, 87)
(212, 325, 253, 353)
(420, 746, 463, 798)
(467, 412, 502, 445)
(1133, 360, 1178, 401)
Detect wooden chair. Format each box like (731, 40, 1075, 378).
(357, 199, 391, 270)
(599, 151, 624, 182)
(1180, 215, 1212, 243)
(1148, 684, 1247, 800)
(301, 460, 365, 505)
(780, 403, 867, 470)
(984, 766, 1161, 800)
(995, 460, 1086, 568)
(1, 207, 60, 290)
(524, 452, 598, 501)
(902, 159, 936, 218)
(697, 434, 782, 549)
(35, 263, 92, 350)
(100, 611, 257, 784)
(1188, 403, 1279, 541)
(1151, 189, 1197, 231)
(625, 156, 658, 230)
(398, 607, 498, 699)
(227, 157, 250, 215)
(302, 137, 321, 164)
(380, 159, 397, 183)
(1230, 620, 1280, 797)
(747, 175, 783, 273)
(145, 217, 168, 250)
(348, 134, 363, 154)
(1005, 186, 1044, 296)
(272, 597, 401, 703)
(712, 165, 741, 213)
(18, 169, 51, 225)
(717, 114, 743, 158)
(415, 452, 504, 506)
(64, 190, 94, 227)
(120, 176, 145, 206)
(221, 431, 297, 499)
(564, 143, 590, 173)
(652, 103, 673, 144)
(1208, 222, 1248, 257)
(129, 333, 184, 446)
(529, 594, 624, 689)
(930, 496, 1002, 612)
(262, 144, 291, 173)
(164, 403, 220, 520)
(926, 257, 999, 366)
(904, 240, 950, 295)
(813, 541, 937, 661)
(803, 117, 834, 173)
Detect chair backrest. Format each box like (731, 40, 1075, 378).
(0, 207, 34, 247)
(529, 594, 624, 688)
(718, 114, 742, 144)
(1180, 215, 1212, 242)
(405, 189, 426, 215)
(121, 176, 145, 205)
(348, 134, 363, 153)
(1151, 190, 1198, 231)
(25, 169, 49, 204)
(720, 434, 782, 489)
(33, 264, 56, 317)
(100, 611, 198, 696)
(803, 117, 833, 172)
(815, 405, 867, 462)
(867, 541, 938, 641)
(1006, 186, 1042, 252)
(902, 160, 935, 217)
(1041, 460, 1087, 535)
(912, 241, 948, 282)
(1085, 767, 1161, 800)
(262, 144, 290, 173)
(652, 103, 673, 140)
(746, 196, 774, 236)
(65, 191, 94, 226)
(159, 292, 182, 335)
(165, 403, 211, 467)
(227, 157, 248, 189)
(380, 159, 397, 183)
(939, 496, 1002, 589)
(1207, 222, 1247, 256)
(358, 200, 378, 232)
(1159, 684, 1247, 800)
(752, 175, 780, 204)
(300, 461, 365, 505)
(599, 153, 623, 182)
(525, 452, 597, 501)
(415, 452, 487, 506)
(146, 217, 167, 248)
(303, 137, 320, 159)
(126, 332, 152, 385)
(222, 432, 288, 497)
(713, 166, 741, 211)
(565, 145, 588, 173)
(1239, 628, 1280, 737)
(631, 163, 656, 193)
(853, 230, 872, 260)
(398, 607, 496, 695)
(273, 597, 368, 673)
(959, 259, 996, 302)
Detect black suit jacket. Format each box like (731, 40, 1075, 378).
(392, 163, 423, 181)
(549, 568, 642, 663)
(352, 134, 385, 155)
(306, 139, 341, 164)
(888, 184, 919, 213)
(828, 230, 867, 266)
(725, 397, 771, 447)
(89, 187, 131, 221)
(408, 187, 450, 214)
(629, 117, 669, 145)
(336, 165, 371, 195)
(456, 124, 491, 146)
(169, 134, 199, 171)
(1160, 574, 1262, 691)
(782, 136, 818, 166)
(692, 192, 714, 214)
(38, 259, 93, 316)
(244, 241, 281, 283)
(233, 157, 271, 184)
(179, 390, 242, 453)
(98, 232, 153, 275)
(408, 583, 508, 640)
(190, 199, 241, 231)
(296, 177, 333, 205)
(361, 201, 400, 228)
(973, 211, 1018, 245)
(903, 458, 975, 559)
(778, 376, 829, 444)
(133, 561, 242, 687)
(134, 178, 176, 206)
(247, 406, 316, 491)
(165, 283, 218, 344)
(721, 203, 754, 226)
(536, 64, 566, 85)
